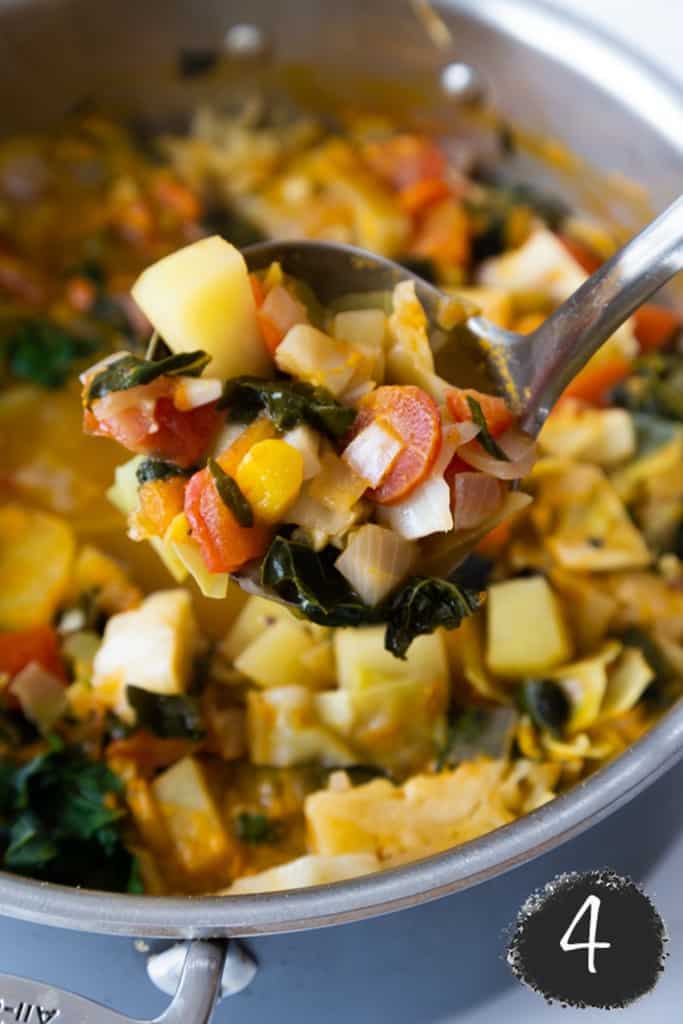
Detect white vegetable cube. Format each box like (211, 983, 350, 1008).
(378, 471, 453, 540)
(333, 309, 387, 380)
(275, 323, 369, 397)
(152, 756, 235, 876)
(485, 576, 573, 678)
(283, 425, 321, 480)
(220, 595, 296, 663)
(234, 618, 315, 688)
(335, 524, 416, 605)
(247, 686, 357, 766)
(333, 625, 448, 691)
(341, 419, 402, 487)
(131, 236, 271, 380)
(92, 589, 201, 718)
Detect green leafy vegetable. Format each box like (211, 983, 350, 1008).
(466, 396, 509, 460)
(385, 576, 483, 659)
(437, 706, 517, 770)
(611, 354, 683, 422)
(2, 318, 100, 388)
(468, 183, 568, 262)
(126, 686, 205, 740)
(517, 679, 569, 736)
(234, 811, 282, 845)
(0, 741, 138, 891)
(136, 458, 194, 485)
(221, 377, 356, 440)
(207, 458, 253, 527)
(86, 350, 210, 403)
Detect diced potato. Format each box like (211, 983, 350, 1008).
(335, 524, 417, 605)
(71, 545, 142, 613)
(275, 323, 370, 398)
(247, 686, 358, 766)
(235, 439, 304, 524)
(220, 595, 295, 663)
(305, 761, 513, 863)
(235, 618, 315, 688)
(333, 309, 387, 381)
(539, 404, 636, 467)
(0, 503, 75, 630)
(485, 576, 573, 678)
(152, 756, 237, 877)
(225, 852, 380, 894)
(334, 625, 448, 692)
(298, 639, 337, 688)
(131, 236, 271, 380)
(550, 642, 622, 733)
(453, 287, 514, 328)
(164, 513, 229, 599)
(92, 589, 202, 718)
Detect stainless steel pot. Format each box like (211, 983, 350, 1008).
(0, 0, 681, 1019)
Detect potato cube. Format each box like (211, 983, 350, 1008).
(247, 686, 357, 766)
(0, 504, 75, 630)
(485, 576, 572, 678)
(131, 236, 271, 380)
(235, 618, 313, 688)
(333, 625, 448, 691)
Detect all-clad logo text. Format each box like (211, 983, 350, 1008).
(0, 1001, 59, 1024)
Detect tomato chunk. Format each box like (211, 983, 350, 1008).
(0, 626, 66, 682)
(352, 385, 441, 505)
(633, 304, 681, 353)
(447, 388, 514, 437)
(184, 461, 272, 574)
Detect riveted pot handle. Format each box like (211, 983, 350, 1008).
(0, 940, 225, 1024)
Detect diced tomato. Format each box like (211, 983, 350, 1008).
(133, 476, 187, 539)
(184, 461, 272, 574)
(352, 385, 441, 505)
(0, 626, 66, 683)
(557, 234, 602, 275)
(85, 385, 220, 468)
(633, 304, 681, 353)
(562, 355, 632, 407)
(411, 197, 470, 268)
(399, 178, 452, 217)
(447, 388, 514, 437)
(364, 134, 447, 191)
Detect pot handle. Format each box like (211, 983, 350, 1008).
(0, 939, 225, 1024)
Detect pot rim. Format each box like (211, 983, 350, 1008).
(1, 0, 681, 937)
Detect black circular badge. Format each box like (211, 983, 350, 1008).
(506, 870, 667, 1009)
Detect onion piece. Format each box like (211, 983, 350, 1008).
(341, 419, 403, 488)
(452, 472, 505, 531)
(172, 376, 222, 411)
(11, 661, 67, 734)
(261, 284, 308, 336)
(377, 427, 460, 540)
(335, 524, 417, 605)
(457, 426, 536, 479)
(283, 425, 321, 480)
(453, 420, 480, 446)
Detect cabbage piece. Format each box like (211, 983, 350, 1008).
(549, 641, 622, 734)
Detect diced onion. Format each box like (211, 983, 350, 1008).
(172, 376, 222, 411)
(452, 473, 505, 531)
(341, 420, 403, 488)
(377, 426, 460, 540)
(11, 662, 67, 734)
(453, 421, 480, 446)
(283, 426, 322, 480)
(457, 427, 536, 479)
(335, 524, 417, 605)
(261, 284, 308, 336)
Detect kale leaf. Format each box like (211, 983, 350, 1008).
(135, 458, 194, 485)
(85, 350, 210, 403)
(221, 377, 356, 440)
(517, 679, 569, 736)
(611, 353, 683, 422)
(126, 686, 205, 741)
(234, 811, 282, 845)
(385, 576, 483, 659)
(0, 741, 138, 891)
(2, 318, 101, 389)
(207, 458, 253, 527)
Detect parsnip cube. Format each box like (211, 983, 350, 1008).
(131, 236, 271, 380)
(152, 756, 235, 876)
(92, 589, 201, 718)
(485, 576, 572, 678)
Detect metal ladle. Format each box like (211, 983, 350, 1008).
(238, 195, 683, 588)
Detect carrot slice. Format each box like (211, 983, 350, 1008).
(562, 355, 632, 407)
(0, 626, 66, 682)
(352, 385, 441, 505)
(633, 304, 681, 353)
(447, 388, 514, 437)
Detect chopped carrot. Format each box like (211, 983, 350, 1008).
(447, 388, 514, 437)
(249, 273, 266, 308)
(256, 310, 285, 355)
(476, 519, 512, 558)
(0, 626, 66, 682)
(133, 477, 187, 539)
(562, 354, 632, 406)
(399, 178, 452, 216)
(363, 134, 447, 190)
(351, 385, 441, 505)
(411, 197, 470, 268)
(557, 233, 602, 274)
(633, 303, 681, 353)
(256, 284, 307, 355)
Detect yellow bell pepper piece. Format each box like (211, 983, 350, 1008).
(236, 439, 304, 524)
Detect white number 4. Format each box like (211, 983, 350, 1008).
(560, 894, 612, 974)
